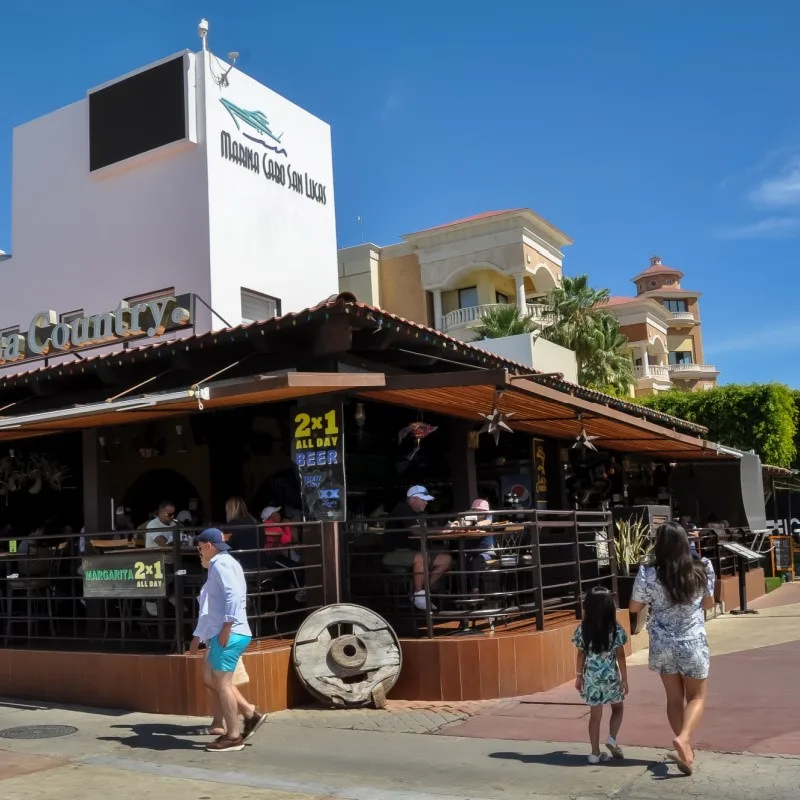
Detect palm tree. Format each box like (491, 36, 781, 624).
(578, 314, 634, 395)
(471, 305, 539, 340)
(541, 275, 632, 394)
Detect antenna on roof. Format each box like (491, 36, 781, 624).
(357, 215, 364, 244)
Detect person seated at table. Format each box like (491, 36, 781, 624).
(224, 497, 261, 571)
(457, 499, 497, 594)
(145, 501, 177, 548)
(261, 506, 305, 601)
(382, 485, 452, 612)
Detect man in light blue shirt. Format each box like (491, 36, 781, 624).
(193, 528, 261, 752)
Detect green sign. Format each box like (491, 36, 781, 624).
(82, 552, 167, 599)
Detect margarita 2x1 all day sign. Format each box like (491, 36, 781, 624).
(82, 552, 167, 599)
(0, 293, 194, 367)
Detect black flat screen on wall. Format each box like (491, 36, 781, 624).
(89, 55, 186, 172)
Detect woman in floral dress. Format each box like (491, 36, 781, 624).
(630, 521, 716, 775)
(573, 586, 629, 763)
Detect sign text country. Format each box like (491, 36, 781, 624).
(220, 131, 327, 205)
(0, 295, 193, 366)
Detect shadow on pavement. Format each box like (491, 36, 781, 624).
(490, 750, 664, 769)
(97, 723, 209, 751)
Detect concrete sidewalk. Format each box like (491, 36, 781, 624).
(2, 583, 799, 799)
(445, 583, 800, 755)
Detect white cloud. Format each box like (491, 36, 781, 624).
(714, 217, 800, 239)
(706, 322, 800, 355)
(749, 157, 800, 206)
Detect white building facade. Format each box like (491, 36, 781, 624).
(1, 42, 337, 374)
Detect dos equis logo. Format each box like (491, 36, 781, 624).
(218, 97, 327, 205)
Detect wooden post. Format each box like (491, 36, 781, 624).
(321, 521, 341, 606)
(82, 428, 113, 640)
(450, 421, 477, 510)
(82, 428, 112, 534)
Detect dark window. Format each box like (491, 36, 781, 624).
(458, 287, 479, 309)
(496, 292, 511, 305)
(241, 288, 281, 323)
(60, 310, 83, 325)
(89, 56, 187, 172)
(664, 299, 688, 313)
(669, 351, 693, 365)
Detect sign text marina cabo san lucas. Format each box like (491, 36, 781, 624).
(220, 131, 327, 205)
(0, 294, 193, 366)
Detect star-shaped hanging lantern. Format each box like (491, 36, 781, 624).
(572, 426, 599, 452)
(479, 408, 515, 445)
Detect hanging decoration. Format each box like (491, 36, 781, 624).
(0, 451, 71, 497)
(572, 414, 599, 452)
(478, 394, 515, 445)
(397, 421, 438, 461)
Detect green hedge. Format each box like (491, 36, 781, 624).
(638, 384, 798, 468)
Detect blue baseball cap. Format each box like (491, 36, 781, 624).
(195, 528, 231, 551)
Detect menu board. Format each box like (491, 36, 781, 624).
(82, 552, 166, 598)
(771, 535, 793, 572)
(290, 402, 346, 522)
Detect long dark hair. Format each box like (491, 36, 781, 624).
(654, 521, 707, 604)
(580, 586, 617, 653)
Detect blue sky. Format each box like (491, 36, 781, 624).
(2, 1, 799, 385)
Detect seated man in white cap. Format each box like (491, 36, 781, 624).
(382, 485, 452, 611)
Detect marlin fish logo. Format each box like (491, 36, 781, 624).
(220, 98, 288, 157)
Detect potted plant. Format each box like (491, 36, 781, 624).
(613, 516, 651, 612)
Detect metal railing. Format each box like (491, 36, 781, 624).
(341, 509, 615, 638)
(0, 521, 324, 653)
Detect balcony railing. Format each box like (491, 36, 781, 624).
(634, 364, 671, 381)
(441, 303, 548, 334)
(670, 311, 695, 322)
(668, 363, 718, 376)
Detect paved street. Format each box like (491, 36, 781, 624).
(1, 583, 799, 799)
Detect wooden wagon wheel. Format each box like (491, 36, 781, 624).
(292, 604, 402, 709)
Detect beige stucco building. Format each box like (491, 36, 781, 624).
(339, 211, 718, 395)
(338, 209, 571, 340)
(604, 256, 719, 396)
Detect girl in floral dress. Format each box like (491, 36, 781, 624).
(573, 586, 629, 764)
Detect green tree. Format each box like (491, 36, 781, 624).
(472, 305, 539, 339)
(540, 275, 633, 393)
(578, 314, 635, 395)
(640, 384, 798, 467)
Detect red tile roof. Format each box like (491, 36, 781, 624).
(632, 260, 684, 283)
(0, 293, 708, 437)
(602, 296, 639, 307)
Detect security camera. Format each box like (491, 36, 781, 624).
(198, 18, 209, 37)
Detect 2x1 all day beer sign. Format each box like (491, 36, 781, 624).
(81, 552, 167, 599)
(290, 403, 346, 522)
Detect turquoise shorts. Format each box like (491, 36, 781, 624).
(208, 632, 251, 672)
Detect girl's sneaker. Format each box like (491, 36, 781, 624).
(606, 737, 624, 760)
(588, 752, 610, 764)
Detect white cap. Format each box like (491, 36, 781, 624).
(261, 506, 282, 520)
(407, 485, 434, 502)
(176, 510, 193, 523)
